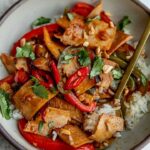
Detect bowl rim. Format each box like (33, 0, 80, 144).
(0, 0, 149, 150)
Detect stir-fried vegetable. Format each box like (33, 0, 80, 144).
(112, 68, 123, 80)
(141, 74, 148, 87)
(11, 23, 59, 56)
(100, 11, 111, 23)
(64, 92, 96, 112)
(15, 69, 29, 84)
(71, 2, 94, 17)
(43, 27, 60, 59)
(50, 60, 61, 84)
(0, 75, 14, 85)
(38, 121, 44, 133)
(31, 69, 54, 89)
(110, 55, 148, 87)
(127, 76, 135, 91)
(64, 67, 89, 90)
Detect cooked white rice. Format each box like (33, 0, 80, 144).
(12, 109, 23, 120)
(124, 92, 150, 129)
(136, 55, 150, 78)
(9, 103, 23, 120)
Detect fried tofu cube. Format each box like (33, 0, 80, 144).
(58, 125, 92, 148)
(49, 97, 83, 123)
(43, 107, 71, 128)
(13, 80, 57, 120)
(90, 114, 124, 142)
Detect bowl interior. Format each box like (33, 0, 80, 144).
(0, 0, 149, 149)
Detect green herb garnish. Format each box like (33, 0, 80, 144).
(112, 68, 123, 80)
(0, 89, 12, 120)
(33, 85, 49, 99)
(31, 77, 49, 99)
(67, 13, 74, 21)
(117, 16, 131, 31)
(86, 16, 101, 23)
(90, 56, 104, 78)
(78, 49, 91, 66)
(32, 17, 51, 28)
(38, 121, 44, 133)
(16, 42, 35, 60)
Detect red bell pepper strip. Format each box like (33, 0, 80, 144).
(100, 11, 111, 24)
(64, 92, 96, 112)
(11, 23, 60, 56)
(77, 144, 95, 150)
(31, 69, 54, 89)
(14, 69, 29, 84)
(71, 2, 94, 17)
(64, 67, 89, 90)
(18, 119, 95, 150)
(50, 60, 60, 84)
(0, 74, 14, 85)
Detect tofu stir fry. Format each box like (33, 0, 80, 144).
(0, 1, 149, 150)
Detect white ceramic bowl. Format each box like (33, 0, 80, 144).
(0, 0, 149, 149)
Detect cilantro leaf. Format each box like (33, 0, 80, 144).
(78, 49, 91, 66)
(90, 56, 104, 78)
(112, 68, 123, 80)
(31, 77, 49, 99)
(117, 16, 131, 31)
(32, 85, 49, 99)
(16, 42, 35, 60)
(0, 89, 12, 120)
(67, 13, 74, 21)
(32, 17, 51, 28)
(38, 121, 44, 133)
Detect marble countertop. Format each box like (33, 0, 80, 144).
(0, 0, 149, 150)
